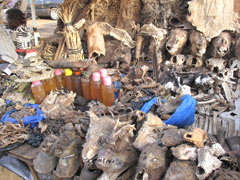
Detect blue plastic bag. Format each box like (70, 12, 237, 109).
(163, 94, 197, 127)
(1, 103, 45, 128)
(141, 97, 158, 113)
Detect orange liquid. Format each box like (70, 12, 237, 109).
(31, 83, 46, 104)
(65, 76, 74, 92)
(90, 80, 101, 102)
(55, 74, 65, 90)
(102, 84, 114, 106)
(72, 75, 82, 96)
(43, 78, 57, 94)
(81, 77, 91, 100)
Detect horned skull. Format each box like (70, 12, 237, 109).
(190, 30, 207, 57)
(210, 31, 232, 58)
(166, 28, 188, 56)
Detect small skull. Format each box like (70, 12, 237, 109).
(170, 54, 187, 66)
(190, 30, 207, 57)
(183, 128, 208, 148)
(206, 58, 226, 73)
(186, 55, 203, 67)
(210, 31, 232, 57)
(166, 28, 188, 56)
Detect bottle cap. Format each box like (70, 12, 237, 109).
(99, 68, 107, 78)
(32, 80, 41, 85)
(92, 72, 100, 81)
(65, 69, 73, 76)
(75, 71, 81, 76)
(55, 69, 62, 76)
(103, 76, 112, 86)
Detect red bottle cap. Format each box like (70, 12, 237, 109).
(32, 80, 41, 85)
(92, 72, 100, 81)
(75, 71, 81, 76)
(55, 69, 62, 76)
(103, 76, 112, 86)
(99, 68, 107, 78)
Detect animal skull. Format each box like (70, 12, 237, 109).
(206, 58, 226, 73)
(170, 54, 187, 66)
(210, 31, 232, 57)
(166, 28, 188, 56)
(186, 55, 203, 67)
(190, 30, 207, 57)
(183, 128, 208, 148)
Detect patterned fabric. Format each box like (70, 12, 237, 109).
(5, 25, 34, 50)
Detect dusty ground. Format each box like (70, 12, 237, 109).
(0, 166, 23, 180)
(27, 18, 57, 39)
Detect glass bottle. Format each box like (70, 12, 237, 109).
(72, 71, 82, 96)
(81, 73, 91, 100)
(31, 80, 46, 104)
(55, 69, 65, 90)
(64, 69, 74, 92)
(101, 76, 114, 106)
(90, 72, 101, 102)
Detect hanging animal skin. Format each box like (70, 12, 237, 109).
(166, 28, 188, 56)
(190, 30, 208, 57)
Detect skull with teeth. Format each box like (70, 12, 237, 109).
(186, 55, 203, 67)
(209, 31, 232, 58)
(190, 30, 208, 57)
(206, 58, 226, 73)
(166, 28, 188, 56)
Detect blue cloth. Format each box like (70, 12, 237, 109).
(1, 103, 45, 128)
(163, 94, 197, 127)
(141, 97, 158, 113)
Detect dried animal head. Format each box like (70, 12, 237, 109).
(210, 31, 232, 57)
(206, 58, 226, 73)
(166, 28, 188, 56)
(87, 22, 106, 58)
(190, 30, 207, 57)
(82, 111, 116, 167)
(170, 54, 187, 66)
(171, 144, 197, 161)
(186, 55, 203, 68)
(184, 128, 208, 148)
(133, 113, 166, 150)
(135, 144, 167, 180)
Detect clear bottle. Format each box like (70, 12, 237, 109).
(72, 71, 82, 96)
(90, 72, 102, 102)
(31, 80, 47, 104)
(55, 69, 65, 90)
(64, 69, 74, 92)
(43, 77, 57, 94)
(101, 76, 115, 107)
(81, 73, 91, 100)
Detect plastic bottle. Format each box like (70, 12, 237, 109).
(43, 77, 57, 94)
(54, 69, 65, 90)
(90, 72, 102, 102)
(64, 69, 74, 92)
(101, 76, 115, 106)
(72, 71, 82, 96)
(99, 68, 108, 81)
(31, 80, 47, 104)
(81, 73, 91, 100)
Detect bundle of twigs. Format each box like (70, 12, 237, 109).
(58, 0, 84, 61)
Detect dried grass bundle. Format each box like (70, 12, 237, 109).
(58, 0, 84, 61)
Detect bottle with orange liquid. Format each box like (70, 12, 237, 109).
(101, 76, 115, 106)
(43, 76, 57, 94)
(72, 71, 82, 96)
(55, 69, 65, 90)
(31, 80, 46, 104)
(81, 73, 91, 100)
(64, 69, 74, 92)
(90, 72, 101, 102)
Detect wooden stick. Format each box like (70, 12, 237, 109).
(54, 37, 66, 60)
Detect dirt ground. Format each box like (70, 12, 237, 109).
(0, 166, 23, 180)
(27, 18, 57, 39)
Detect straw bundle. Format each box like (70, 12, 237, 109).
(58, 0, 84, 61)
